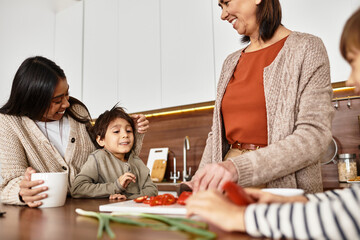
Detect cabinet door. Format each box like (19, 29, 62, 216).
(117, 0, 161, 113)
(160, 0, 216, 108)
(82, 0, 118, 118)
(55, 1, 83, 101)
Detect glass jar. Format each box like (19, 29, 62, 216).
(337, 153, 357, 182)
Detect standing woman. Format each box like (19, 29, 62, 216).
(189, 0, 334, 193)
(0, 56, 149, 207)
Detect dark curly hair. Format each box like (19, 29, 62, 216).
(91, 105, 136, 159)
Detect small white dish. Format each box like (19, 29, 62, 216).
(347, 180, 360, 184)
(261, 188, 305, 197)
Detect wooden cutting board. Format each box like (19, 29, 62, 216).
(150, 159, 167, 183)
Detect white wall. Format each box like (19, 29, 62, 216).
(280, 0, 360, 82)
(0, 0, 56, 106)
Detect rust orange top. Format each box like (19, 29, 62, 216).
(221, 36, 287, 146)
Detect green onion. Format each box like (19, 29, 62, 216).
(75, 209, 106, 238)
(76, 208, 216, 239)
(112, 212, 216, 239)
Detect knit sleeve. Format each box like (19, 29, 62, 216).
(70, 154, 121, 198)
(133, 132, 144, 156)
(198, 131, 214, 170)
(0, 115, 27, 205)
(245, 186, 360, 239)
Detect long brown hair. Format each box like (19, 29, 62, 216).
(340, 8, 360, 60)
(242, 0, 282, 43)
(0, 56, 92, 125)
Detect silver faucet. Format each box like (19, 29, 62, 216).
(183, 136, 192, 182)
(169, 151, 180, 183)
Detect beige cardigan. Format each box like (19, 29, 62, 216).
(0, 104, 144, 204)
(71, 149, 157, 199)
(199, 32, 334, 193)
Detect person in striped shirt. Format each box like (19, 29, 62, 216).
(186, 185, 360, 239)
(186, 8, 360, 240)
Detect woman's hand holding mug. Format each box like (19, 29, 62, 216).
(18, 167, 48, 207)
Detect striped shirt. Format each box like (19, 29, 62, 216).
(245, 185, 360, 239)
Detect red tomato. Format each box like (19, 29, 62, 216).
(222, 181, 254, 206)
(177, 191, 192, 205)
(139, 194, 178, 206)
(133, 195, 148, 203)
(163, 194, 176, 205)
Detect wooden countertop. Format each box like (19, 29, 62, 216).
(0, 181, 348, 240)
(0, 197, 256, 240)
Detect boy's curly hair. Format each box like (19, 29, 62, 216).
(91, 105, 136, 159)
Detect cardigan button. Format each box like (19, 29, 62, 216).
(62, 166, 67, 171)
(71, 138, 75, 143)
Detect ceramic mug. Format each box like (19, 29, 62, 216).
(31, 172, 68, 208)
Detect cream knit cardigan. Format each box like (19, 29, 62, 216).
(199, 32, 334, 193)
(0, 104, 144, 205)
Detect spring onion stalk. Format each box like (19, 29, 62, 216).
(75, 209, 107, 238)
(169, 217, 208, 228)
(112, 212, 216, 239)
(76, 209, 216, 239)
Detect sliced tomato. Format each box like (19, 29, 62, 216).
(149, 195, 163, 206)
(163, 194, 176, 205)
(133, 195, 148, 203)
(138, 194, 178, 206)
(222, 181, 254, 206)
(177, 191, 192, 205)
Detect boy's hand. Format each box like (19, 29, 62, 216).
(109, 194, 127, 200)
(118, 172, 136, 188)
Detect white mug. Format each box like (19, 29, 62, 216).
(31, 172, 68, 208)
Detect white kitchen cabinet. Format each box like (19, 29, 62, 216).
(82, 0, 217, 115)
(55, 1, 83, 101)
(160, 0, 216, 108)
(82, 0, 161, 115)
(117, 0, 161, 113)
(82, 0, 119, 118)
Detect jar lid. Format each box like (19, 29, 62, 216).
(337, 153, 356, 159)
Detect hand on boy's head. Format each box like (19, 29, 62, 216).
(118, 172, 136, 188)
(131, 114, 149, 134)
